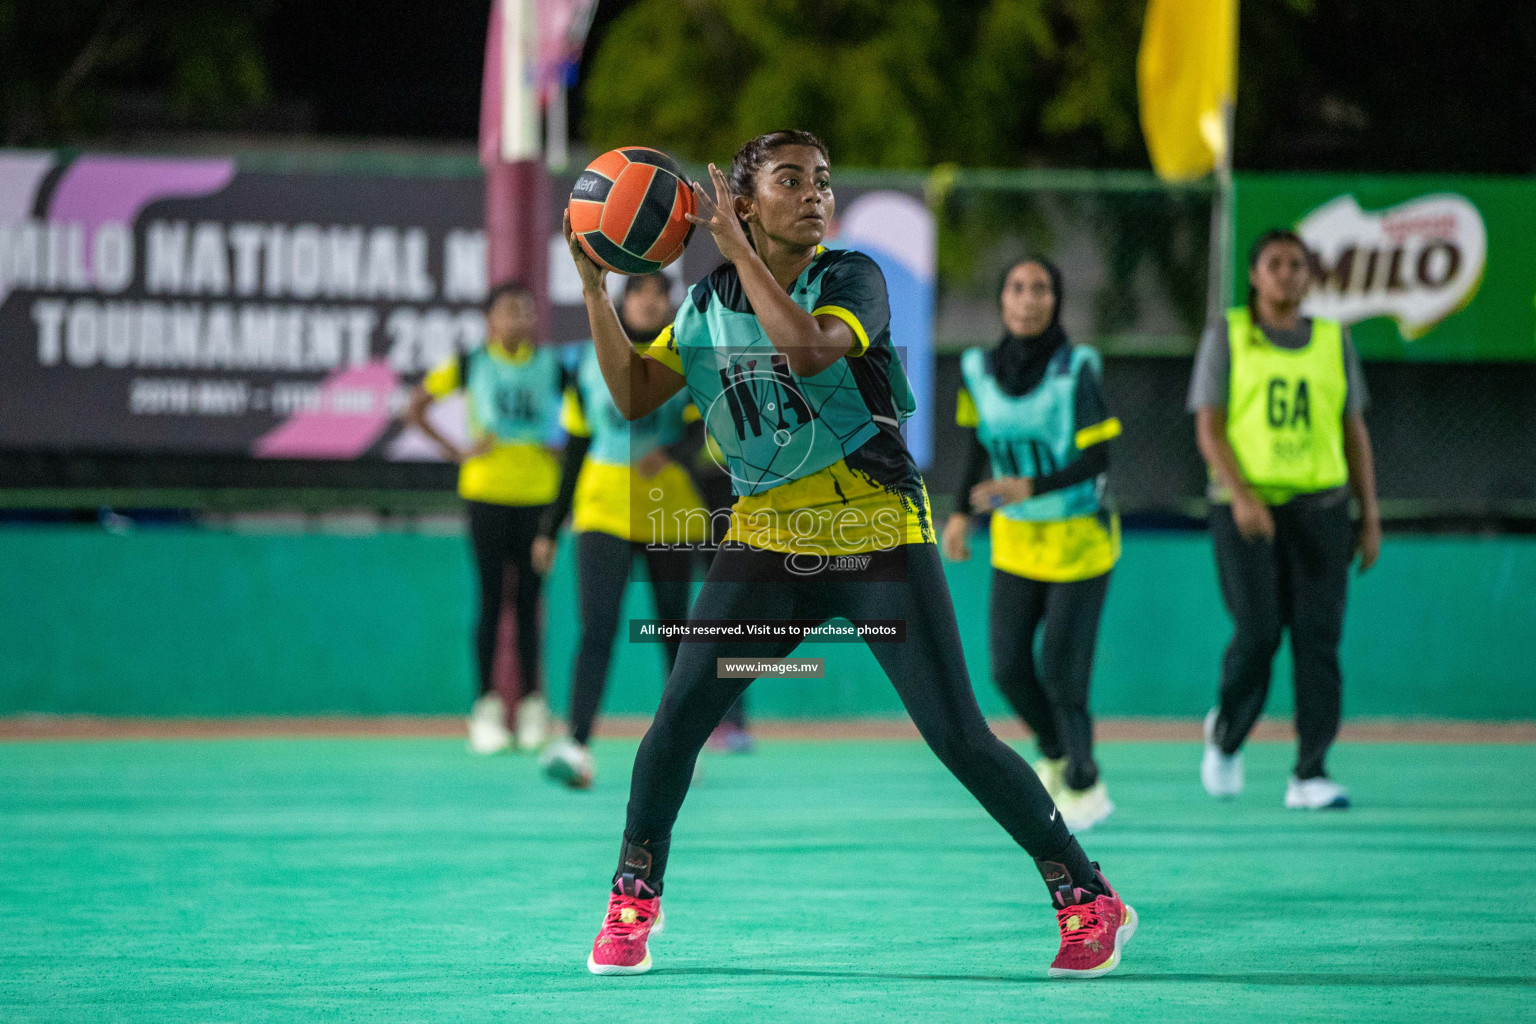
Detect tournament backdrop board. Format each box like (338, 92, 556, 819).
(0, 153, 935, 465)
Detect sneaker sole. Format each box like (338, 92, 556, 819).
(1048, 904, 1137, 980)
(587, 951, 651, 975)
(1285, 795, 1351, 810)
(467, 735, 511, 755)
(586, 909, 663, 976)
(541, 758, 593, 790)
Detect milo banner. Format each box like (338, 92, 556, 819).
(1234, 175, 1536, 361)
(0, 152, 934, 462)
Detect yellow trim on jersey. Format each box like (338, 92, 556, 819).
(421, 358, 459, 398)
(955, 388, 979, 428)
(1075, 417, 1122, 450)
(723, 459, 934, 556)
(459, 443, 560, 506)
(559, 387, 590, 437)
(641, 324, 683, 374)
(812, 304, 871, 356)
(422, 340, 538, 398)
(990, 512, 1120, 582)
(572, 460, 707, 543)
(421, 343, 558, 506)
(681, 403, 701, 424)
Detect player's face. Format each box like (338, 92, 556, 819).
(741, 144, 833, 249)
(487, 291, 535, 344)
(1000, 262, 1055, 337)
(622, 278, 673, 335)
(1250, 241, 1310, 309)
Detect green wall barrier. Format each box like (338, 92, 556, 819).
(2, 527, 1531, 719)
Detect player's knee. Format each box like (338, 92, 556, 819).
(921, 719, 995, 773)
(1232, 620, 1283, 659)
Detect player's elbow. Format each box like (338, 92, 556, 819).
(783, 343, 840, 378)
(616, 391, 659, 421)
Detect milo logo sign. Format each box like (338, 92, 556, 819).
(1297, 193, 1486, 340)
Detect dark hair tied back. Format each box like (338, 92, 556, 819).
(727, 130, 830, 245)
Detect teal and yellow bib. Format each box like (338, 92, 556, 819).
(463, 343, 562, 444)
(960, 344, 1105, 523)
(572, 343, 693, 467)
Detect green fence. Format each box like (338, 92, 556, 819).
(3, 526, 1531, 720)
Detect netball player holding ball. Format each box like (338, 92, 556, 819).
(564, 132, 1137, 979)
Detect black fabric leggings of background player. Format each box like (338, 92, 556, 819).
(568, 531, 696, 745)
(467, 500, 546, 699)
(989, 570, 1110, 792)
(1209, 498, 1351, 781)
(622, 542, 1073, 884)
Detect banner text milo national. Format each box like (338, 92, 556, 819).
(0, 152, 936, 461)
(1234, 175, 1536, 361)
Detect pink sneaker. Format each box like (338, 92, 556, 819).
(1046, 870, 1137, 979)
(587, 882, 665, 975)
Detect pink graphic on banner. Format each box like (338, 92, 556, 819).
(48, 156, 235, 274)
(252, 361, 400, 459)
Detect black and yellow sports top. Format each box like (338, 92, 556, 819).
(642, 248, 933, 555)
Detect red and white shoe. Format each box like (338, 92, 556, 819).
(1047, 870, 1137, 979)
(587, 883, 665, 976)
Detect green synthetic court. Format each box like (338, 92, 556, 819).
(3, 736, 1533, 1022)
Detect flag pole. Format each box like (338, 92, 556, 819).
(1206, 100, 1235, 324)
(1207, 1, 1240, 323)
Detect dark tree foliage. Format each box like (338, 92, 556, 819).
(582, 0, 1535, 174)
(0, 0, 273, 145)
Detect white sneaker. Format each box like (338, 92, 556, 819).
(467, 693, 511, 755)
(1031, 756, 1067, 801)
(1057, 782, 1114, 832)
(515, 693, 549, 752)
(1285, 775, 1350, 810)
(539, 737, 595, 789)
(1201, 708, 1243, 799)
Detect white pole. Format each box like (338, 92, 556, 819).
(501, 0, 539, 161)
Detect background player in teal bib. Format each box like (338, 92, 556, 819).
(405, 280, 566, 756)
(565, 130, 1137, 980)
(534, 274, 709, 789)
(943, 258, 1121, 833)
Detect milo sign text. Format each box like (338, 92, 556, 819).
(1295, 193, 1486, 340)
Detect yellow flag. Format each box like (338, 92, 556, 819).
(1137, 0, 1237, 181)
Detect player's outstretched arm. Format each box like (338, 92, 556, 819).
(562, 210, 685, 419)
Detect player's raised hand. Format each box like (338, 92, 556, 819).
(563, 208, 608, 293)
(687, 163, 753, 265)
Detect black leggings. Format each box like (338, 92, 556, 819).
(624, 543, 1070, 877)
(466, 500, 545, 699)
(989, 570, 1110, 792)
(1210, 498, 1351, 780)
(569, 531, 697, 745)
